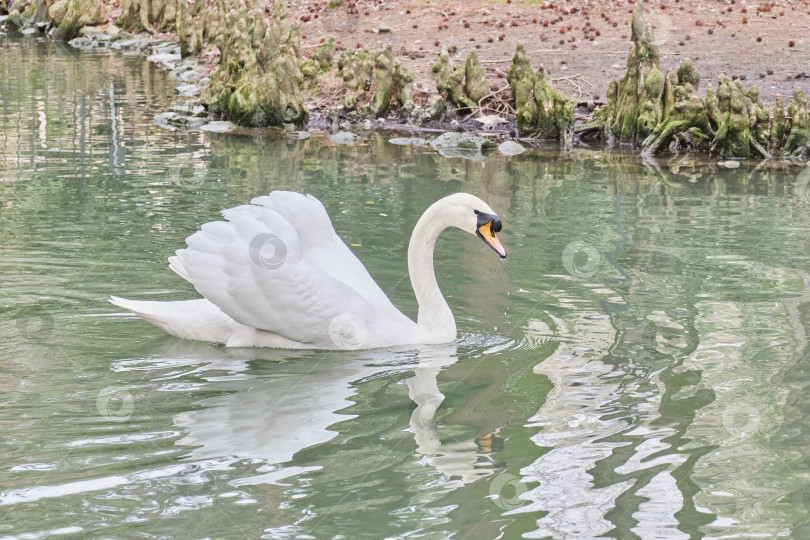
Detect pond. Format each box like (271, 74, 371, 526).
(3, 33, 810, 539)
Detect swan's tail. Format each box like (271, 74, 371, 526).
(109, 296, 235, 343)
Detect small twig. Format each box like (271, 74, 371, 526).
(551, 73, 582, 82)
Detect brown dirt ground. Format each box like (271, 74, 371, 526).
(289, 0, 810, 115)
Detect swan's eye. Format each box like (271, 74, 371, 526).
(473, 209, 480, 215)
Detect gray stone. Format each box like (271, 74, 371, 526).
(175, 83, 203, 97)
(147, 53, 181, 64)
(154, 112, 179, 130)
(111, 37, 150, 52)
(498, 140, 526, 156)
(431, 132, 497, 151)
(170, 115, 206, 128)
(169, 100, 206, 117)
(330, 131, 358, 144)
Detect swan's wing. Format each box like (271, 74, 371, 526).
(169, 191, 407, 344)
(248, 191, 396, 308)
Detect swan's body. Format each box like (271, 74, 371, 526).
(111, 191, 505, 349)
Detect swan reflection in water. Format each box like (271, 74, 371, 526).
(125, 338, 506, 488)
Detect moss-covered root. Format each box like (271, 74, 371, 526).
(119, 0, 176, 33)
(464, 51, 489, 104)
(367, 46, 414, 117)
(642, 97, 712, 155)
(579, 2, 660, 144)
(312, 38, 335, 71)
(641, 59, 712, 155)
(176, 0, 227, 57)
(507, 43, 575, 143)
(7, 0, 47, 30)
(433, 51, 477, 110)
(335, 45, 413, 117)
(784, 89, 810, 158)
(702, 75, 776, 158)
(336, 49, 375, 110)
(301, 39, 334, 92)
(201, 0, 307, 127)
(51, 0, 105, 40)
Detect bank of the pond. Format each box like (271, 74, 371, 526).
(2, 0, 809, 159)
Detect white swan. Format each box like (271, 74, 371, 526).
(110, 191, 506, 349)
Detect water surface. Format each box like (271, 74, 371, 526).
(3, 33, 810, 539)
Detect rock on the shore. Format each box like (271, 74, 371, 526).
(154, 111, 206, 130)
(498, 141, 526, 156)
(432, 132, 497, 151)
(430, 132, 497, 160)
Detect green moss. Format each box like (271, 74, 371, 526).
(337, 48, 374, 110)
(785, 89, 810, 158)
(200, 0, 307, 128)
(464, 51, 489, 104)
(312, 38, 335, 71)
(336, 45, 412, 117)
(507, 43, 574, 143)
(369, 46, 394, 117)
(52, 0, 105, 40)
(433, 50, 477, 110)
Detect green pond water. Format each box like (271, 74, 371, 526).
(4, 33, 810, 539)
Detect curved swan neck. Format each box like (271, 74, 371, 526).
(408, 200, 456, 339)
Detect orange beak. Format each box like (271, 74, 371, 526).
(477, 221, 506, 259)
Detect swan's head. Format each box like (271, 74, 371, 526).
(441, 193, 506, 259)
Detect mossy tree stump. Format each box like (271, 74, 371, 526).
(507, 43, 575, 143)
(201, 0, 307, 128)
(118, 0, 176, 33)
(337, 45, 413, 118)
(52, 0, 105, 40)
(580, 2, 810, 159)
(433, 50, 490, 111)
